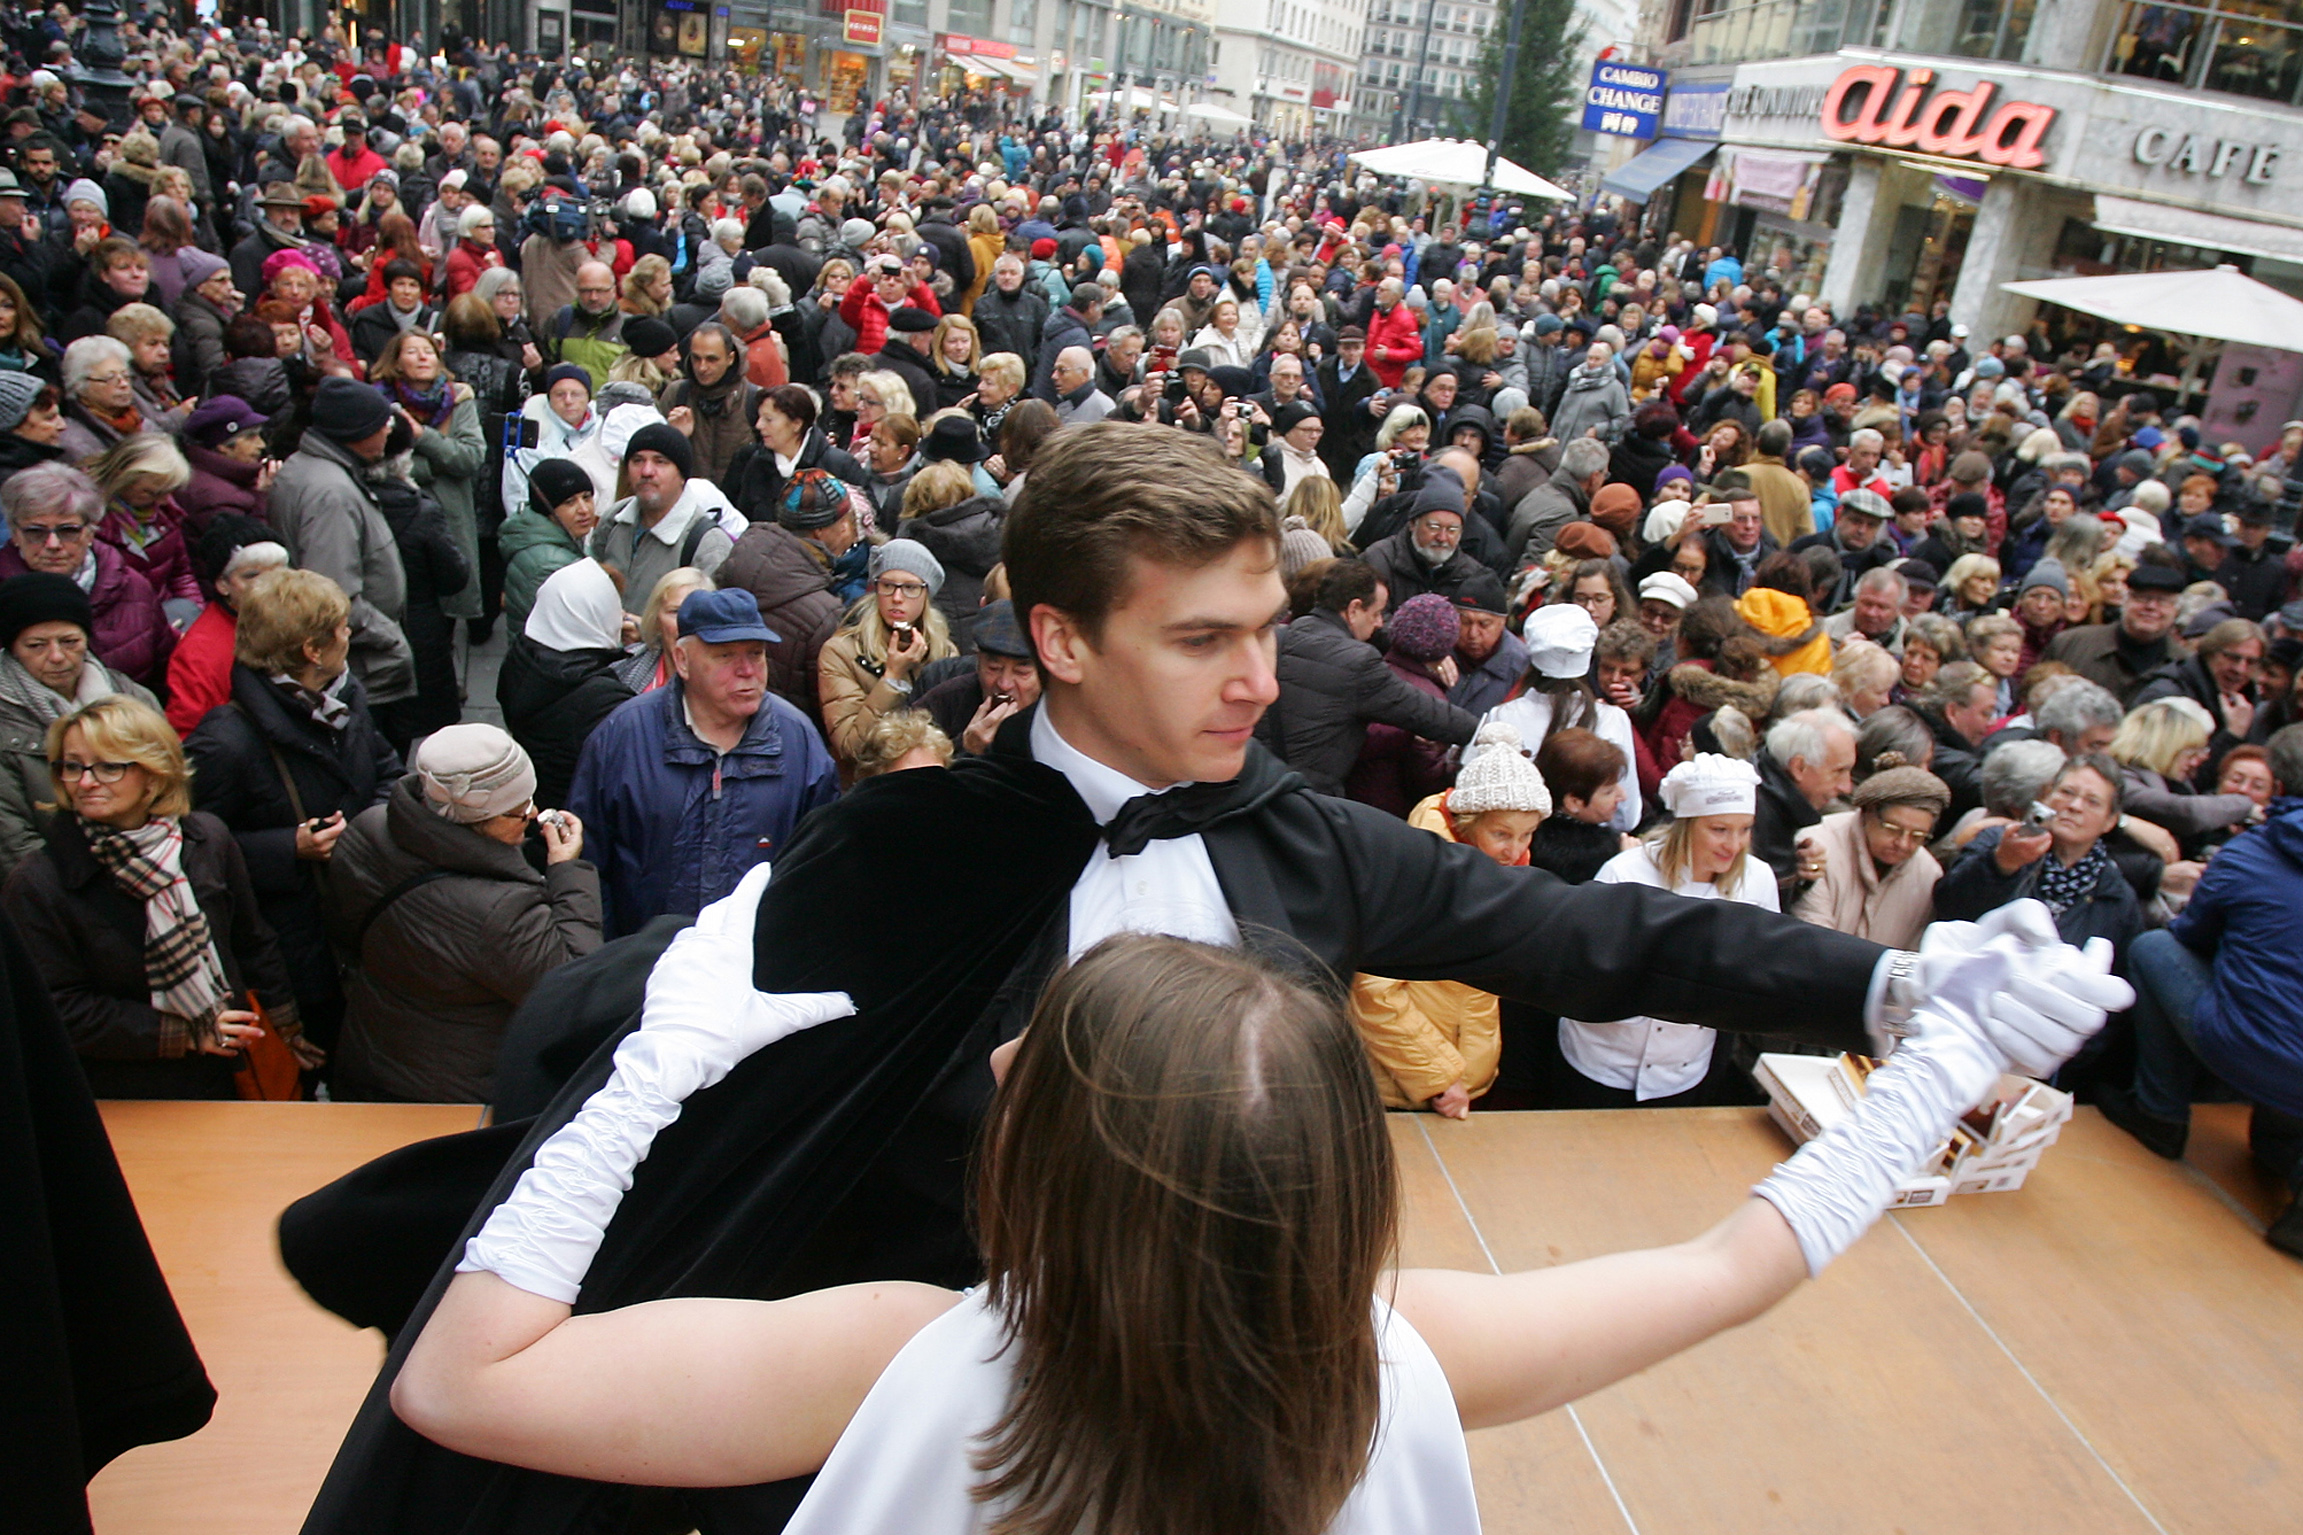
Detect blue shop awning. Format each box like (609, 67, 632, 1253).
(1599, 138, 1715, 204)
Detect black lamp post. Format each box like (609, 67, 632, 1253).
(68, 0, 138, 137)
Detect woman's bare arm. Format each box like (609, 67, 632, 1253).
(393, 1272, 959, 1486)
(1392, 1195, 1806, 1429)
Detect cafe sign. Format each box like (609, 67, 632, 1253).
(1818, 63, 2055, 169)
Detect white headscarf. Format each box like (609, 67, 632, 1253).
(525, 559, 625, 653)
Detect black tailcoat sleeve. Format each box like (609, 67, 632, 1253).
(1202, 768, 1882, 1050)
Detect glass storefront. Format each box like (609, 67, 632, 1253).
(824, 49, 871, 110)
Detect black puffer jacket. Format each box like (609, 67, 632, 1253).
(371, 475, 471, 744)
(495, 635, 635, 811)
(899, 493, 1004, 642)
(182, 665, 403, 1045)
(327, 776, 603, 1104)
(1254, 608, 1479, 796)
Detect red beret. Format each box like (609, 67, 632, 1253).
(1030, 237, 1058, 260)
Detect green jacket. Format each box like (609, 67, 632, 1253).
(498, 507, 585, 631)
(406, 392, 489, 622)
(544, 303, 628, 391)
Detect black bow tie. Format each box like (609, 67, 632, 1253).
(1103, 780, 1247, 859)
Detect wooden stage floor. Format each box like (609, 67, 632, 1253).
(89, 1099, 2303, 1534)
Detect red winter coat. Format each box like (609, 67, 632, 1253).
(0, 542, 174, 689)
(443, 237, 505, 300)
(165, 600, 237, 736)
(98, 498, 202, 607)
(325, 143, 389, 193)
(1364, 300, 1422, 390)
(839, 279, 940, 358)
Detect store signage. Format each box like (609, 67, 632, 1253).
(939, 32, 1014, 57)
(1583, 61, 1665, 139)
(1819, 64, 2054, 169)
(1659, 81, 1726, 141)
(843, 1, 883, 48)
(2133, 126, 2280, 185)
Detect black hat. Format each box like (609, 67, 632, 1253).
(310, 376, 392, 444)
(623, 421, 694, 481)
(0, 572, 94, 650)
(2127, 556, 2188, 593)
(1448, 572, 1509, 615)
(920, 414, 986, 465)
(622, 315, 677, 360)
(528, 458, 597, 520)
(1269, 400, 1317, 436)
(971, 599, 1033, 658)
(193, 514, 280, 592)
(779, 467, 849, 531)
(888, 306, 938, 333)
(1208, 364, 1254, 398)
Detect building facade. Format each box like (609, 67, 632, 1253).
(1356, 0, 1633, 148)
(1614, 0, 2303, 342)
(1208, 0, 1366, 139)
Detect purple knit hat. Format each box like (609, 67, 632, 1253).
(1386, 593, 1461, 662)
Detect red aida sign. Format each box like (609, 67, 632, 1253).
(1820, 65, 2054, 170)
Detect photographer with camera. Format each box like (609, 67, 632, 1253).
(1935, 753, 2145, 961)
(328, 723, 601, 1105)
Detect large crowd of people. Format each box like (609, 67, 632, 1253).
(0, 5, 2291, 1239)
(11, 11, 2299, 1530)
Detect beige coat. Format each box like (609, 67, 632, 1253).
(1792, 809, 1941, 951)
(1349, 793, 1504, 1109)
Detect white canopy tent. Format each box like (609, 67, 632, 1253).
(1347, 138, 1571, 200)
(1088, 86, 1169, 112)
(1183, 101, 1252, 126)
(2000, 265, 2303, 354)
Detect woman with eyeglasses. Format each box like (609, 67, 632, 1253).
(2, 693, 311, 1098)
(0, 462, 173, 688)
(1790, 757, 1950, 951)
(0, 571, 161, 881)
(56, 334, 157, 462)
(817, 539, 953, 778)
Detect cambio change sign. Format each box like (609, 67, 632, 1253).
(1584, 61, 1666, 140)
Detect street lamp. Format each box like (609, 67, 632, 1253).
(68, 0, 137, 136)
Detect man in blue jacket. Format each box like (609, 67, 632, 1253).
(2101, 723, 2303, 1258)
(567, 589, 839, 936)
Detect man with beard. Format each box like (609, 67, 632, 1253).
(1360, 480, 1506, 611)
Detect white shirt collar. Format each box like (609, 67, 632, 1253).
(1030, 705, 1181, 827)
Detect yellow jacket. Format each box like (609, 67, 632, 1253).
(1736, 586, 1831, 677)
(1349, 793, 1503, 1109)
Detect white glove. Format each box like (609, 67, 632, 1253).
(1756, 938, 2014, 1276)
(459, 865, 855, 1304)
(1915, 901, 2133, 1080)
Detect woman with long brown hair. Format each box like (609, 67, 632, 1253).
(390, 881, 2104, 1529)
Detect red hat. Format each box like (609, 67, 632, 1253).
(1030, 237, 1058, 260)
(302, 194, 339, 219)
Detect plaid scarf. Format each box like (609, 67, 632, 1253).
(80, 816, 233, 1058)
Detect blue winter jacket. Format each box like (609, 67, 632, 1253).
(567, 679, 841, 937)
(2169, 796, 2303, 1118)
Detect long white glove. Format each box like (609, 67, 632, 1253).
(1916, 901, 2133, 1079)
(1756, 939, 2016, 1276)
(458, 864, 855, 1304)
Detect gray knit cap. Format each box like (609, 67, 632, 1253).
(869, 538, 946, 599)
(414, 723, 537, 823)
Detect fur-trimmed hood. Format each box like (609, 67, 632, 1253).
(1667, 659, 1779, 716)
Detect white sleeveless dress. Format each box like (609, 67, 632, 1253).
(783, 1291, 1483, 1533)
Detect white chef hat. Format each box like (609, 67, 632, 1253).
(1522, 603, 1598, 680)
(1660, 753, 1762, 819)
(1638, 571, 1699, 610)
(1450, 723, 1552, 817)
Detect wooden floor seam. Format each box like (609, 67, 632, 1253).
(1411, 1116, 1647, 1535)
(1886, 1215, 2176, 1535)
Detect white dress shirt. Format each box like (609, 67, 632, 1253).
(1031, 707, 1241, 958)
(1558, 843, 1779, 1100)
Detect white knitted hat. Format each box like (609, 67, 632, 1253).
(1451, 724, 1552, 817)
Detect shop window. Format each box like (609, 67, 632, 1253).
(2108, 0, 2303, 104)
